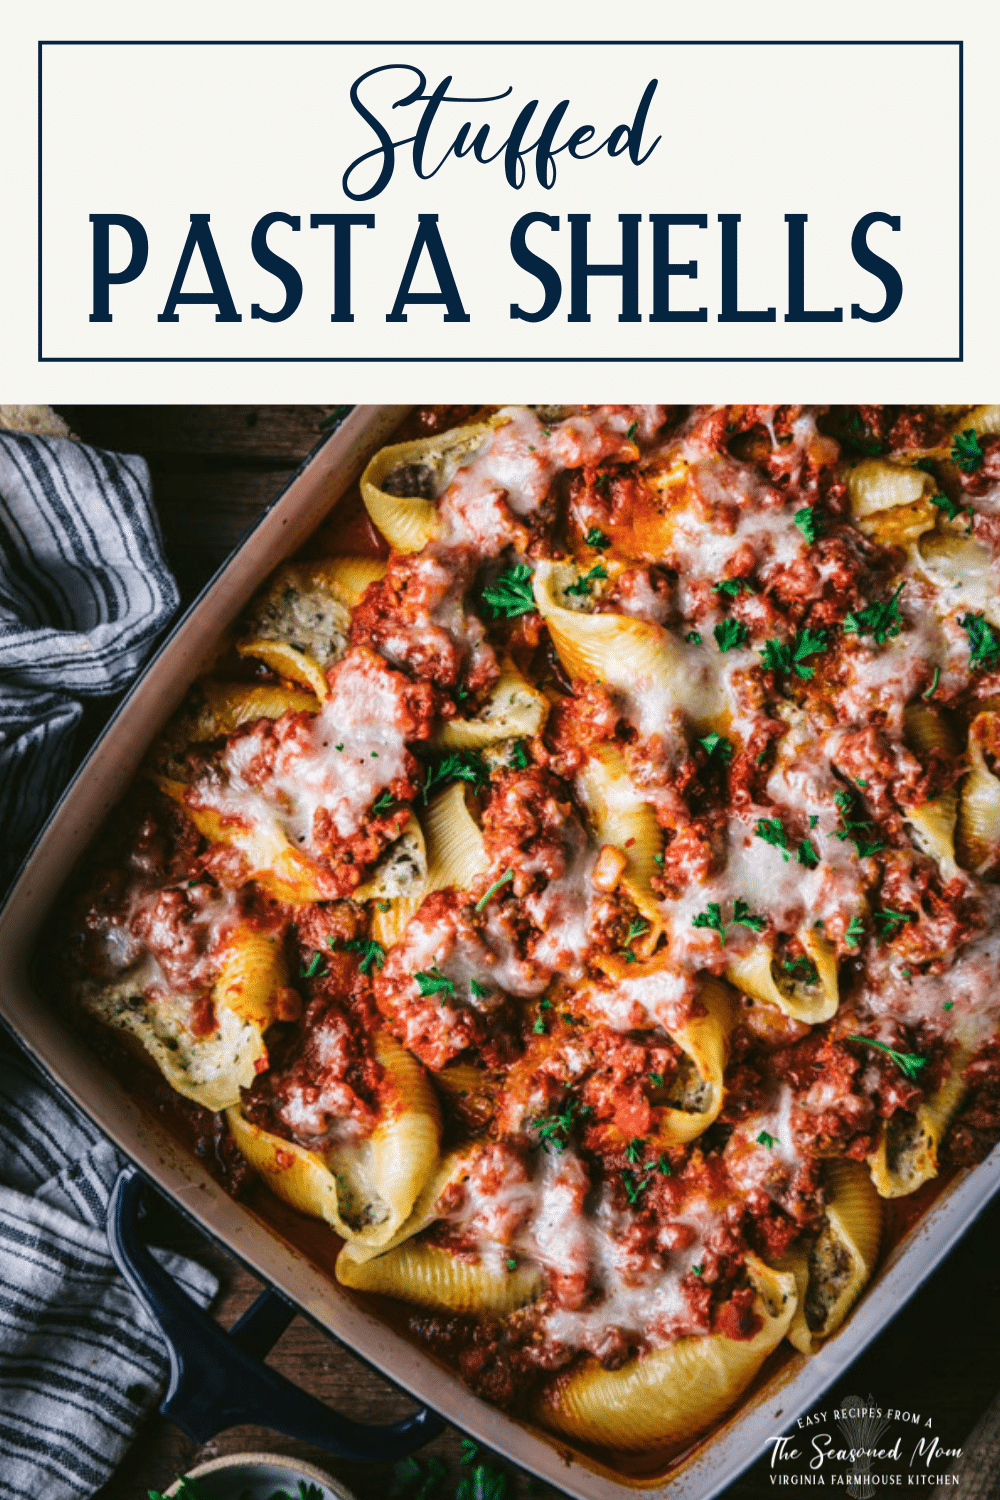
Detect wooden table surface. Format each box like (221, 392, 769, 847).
(52, 405, 1000, 1500)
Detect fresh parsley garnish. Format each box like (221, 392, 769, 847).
(421, 749, 487, 803)
(649, 1071, 664, 1088)
(923, 666, 941, 700)
(952, 428, 984, 473)
(566, 563, 608, 597)
(754, 818, 790, 861)
(533, 1096, 593, 1152)
(685, 630, 703, 645)
(842, 410, 886, 458)
(481, 564, 536, 618)
(943, 1001, 954, 1011)
(620, 916, 650, 962)
(960, 613, 1000, 670)
(371, 791, 395, 814)
(509, 738, 530, 769)
(797, 839, 819, 869)
(389, 1456, 447, 1500)
(585, 527, 611, 549)
(692, 899, 766, 945)
(714, 617, 749, 653)
(873, 908, 916, 944)
(699, 731, 733, 764)
(760, 627, 829, 681)
(475, 868, 515, 912)
(713, 578, 754, 598)
(931, 492, 962, 521)
(625, 1136, 646, 1164)
(414, 966, 455, 999)
(833, 786, 886, 859)
(782, 956, 819, 985)
(459, 1439, 480, 1466)
(848, 1035, 927, 1081)
(845, 915, 865, 948)
(794, 506, 819, 544)
(756, 1130, 777, 1149)
(300, 951, 326, 980)
(627, 420, 639, 441)
(470, 979, 491, 999)
(692, 1263, 705, 1276)
(843, 582, 905, 646)
(344, 937, 386, 974)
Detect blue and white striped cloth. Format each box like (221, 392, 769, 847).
(0, 429, 217, 1498)
(0, 430, 180, 888)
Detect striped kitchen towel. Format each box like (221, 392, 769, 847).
(0, 428, 180, 889)
(0, 426, 215, 1498)
(0, 1037, 218, 1500)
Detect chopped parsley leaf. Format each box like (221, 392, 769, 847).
(481, 563, 536, 618)
(943, 1001, 954, 1011)
(414, 966, 455, 999)
(692, 1263, 705, 1277)
(756, 1130, 777, 1149)
(931, 492, 961, 521)
(952, 428, 984, 473)
(566, 563, 608, 597)
(692, 899, 767, 945)
(809, 814, 820, 828)
(627, 420, 638, 441)
(540, 427, 552, 436)
(699, 731, 733, 764)
(625, 1137, 646, 1164)
(848, 1035, 927, 1081)
(594, 473, 610, 493)
(873, 908, 916, 944)
(782, 956, 820, 985)
(843, 582, 905, 646)
(344, 938, 386, 974)
(620, 916, 650, 962)
(421, 749, 487, 803)
(470, 979, 491, 999)
(475, 868, 515, 911)
(533, 1014, 548, 1034)
(371, 791, 395, 814)
(335, 743, 344, 752)
(845, 915, 866, 948)
(509, 738, 531, 770)
(794, 506, 819, 544)
(713, 577, 754, 597)
(797, 839, 820, 869)
(649, 1071, 664, 1088)
(685, 630, 703, 645)
(923, 666, 941, 700)
(300, 951, 326, 980)
(714, 617, 749, 653)
(585, 527, 611, 549)
(505, 1257, 518, 1272)
(833, 785, 886, 859)
(960, 612, 1000, 670)
(754, 817, 790, 861)
(533, 1097, 592, 1153)
(760, 627, 829, 681)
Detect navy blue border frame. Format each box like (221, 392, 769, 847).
(38, 39, 964, 363)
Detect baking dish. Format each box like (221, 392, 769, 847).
(2, 403, 1000, 1500)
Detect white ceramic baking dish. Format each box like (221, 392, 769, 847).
(2, 404, 999, 1500)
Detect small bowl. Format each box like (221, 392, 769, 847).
(165, 1451, 356, 1499)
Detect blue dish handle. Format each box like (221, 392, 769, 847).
(107, 1165, 444, 1461)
